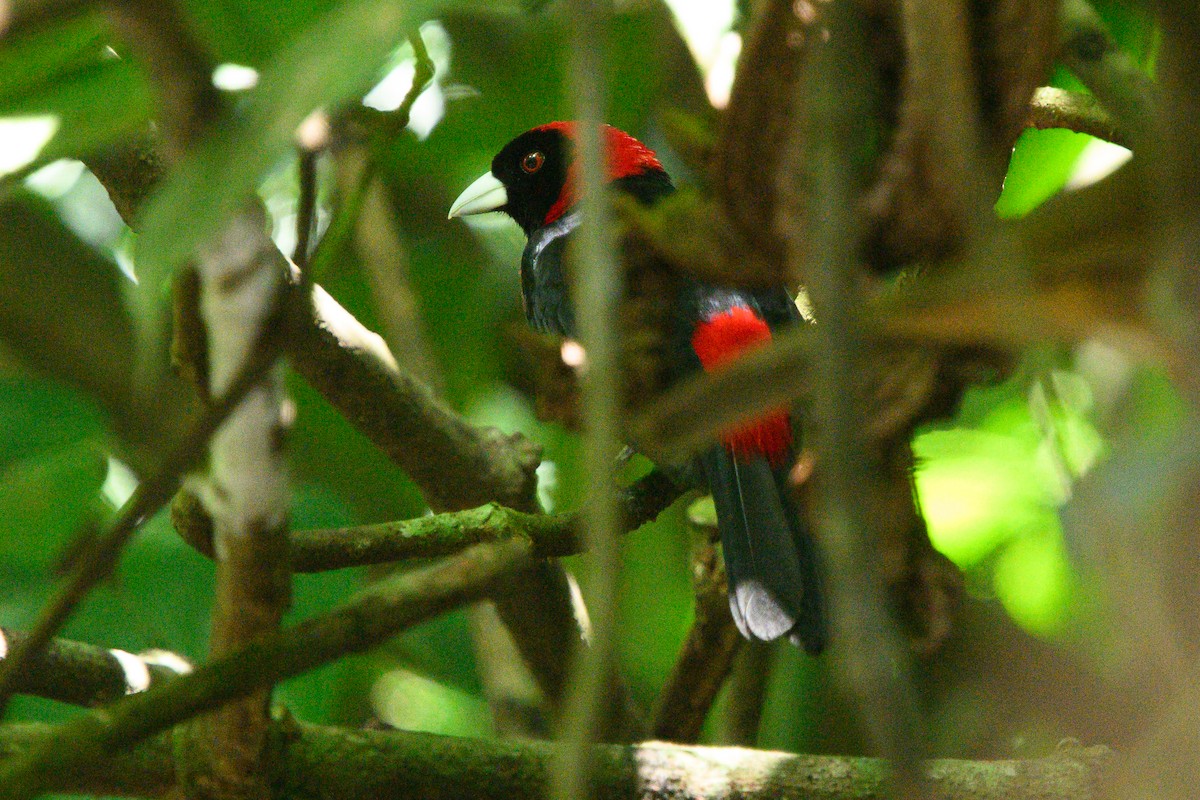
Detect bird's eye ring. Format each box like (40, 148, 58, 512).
(521, 151, 545, 174)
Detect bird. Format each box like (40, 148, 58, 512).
(448, 122, 826, 653)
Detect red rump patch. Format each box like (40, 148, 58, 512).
(692, 307, 793, 466)
(536, 122, 665, 225)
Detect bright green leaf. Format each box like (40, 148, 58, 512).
(995, 128, 1093, 219)
(0, 16, 108, 104)
(993, 532, 1076, 637)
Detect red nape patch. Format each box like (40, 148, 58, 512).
(533, 122, 665, 179)
(692, 307, 793, 465)
(536, 122, 664, 225)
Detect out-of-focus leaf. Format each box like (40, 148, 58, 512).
(915, 428, 1061, 567)
(0, 441, 106, 574)
(993, 532, 1076, 637)
(9, 60, 154, 170)
(994, 128, 1093, 219)
(0, 18, 153, 176)
(0, 193, 135, 409)
(0, 15, 107, 101)
(180, 0, 341, 69)
(0, 376, 104, 470)
(369, 666, 492, 736)
(133, 0, 431, 349)
(1090, 0, 1158, 67)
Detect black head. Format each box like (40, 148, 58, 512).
(449, 123, 673, 235)
(490, 124, 573, 236)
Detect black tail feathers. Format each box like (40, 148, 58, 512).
(701, 446, 826, 654)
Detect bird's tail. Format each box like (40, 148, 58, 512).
(701, 445, 826, 654)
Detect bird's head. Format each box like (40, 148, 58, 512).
(448, 122, 670, 235)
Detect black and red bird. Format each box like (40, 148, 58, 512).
(449, 122, 826, 653)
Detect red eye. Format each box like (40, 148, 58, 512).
(521, 151, 545, 174)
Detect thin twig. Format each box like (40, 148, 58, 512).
(393, 30, 435, 131)
(310, 29, 434, 280)
(293, 149, 319, 270)
(652, 537, 742, 742)
(290, 470, 681, 571)
(720, 641, 773, 746)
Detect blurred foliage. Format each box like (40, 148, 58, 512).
(0, 0, 1169, 770)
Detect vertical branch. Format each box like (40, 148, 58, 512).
(719, 641, 773, 746)
(788, 3, 924, 796)
(466, 605, 548, 737)
(897, 0, 989, 242)
(176, 207, 292, 800)
(294, 149, 319, 271)
(652, 536, 742, 743)
(555, 0, 623, 797)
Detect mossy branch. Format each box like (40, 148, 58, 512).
(0, 540, 532, 800)
(0, 719, 1113, 800)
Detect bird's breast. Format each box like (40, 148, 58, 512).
(521, 211, 581, 337)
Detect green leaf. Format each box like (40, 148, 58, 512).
(1090, 0, 1158, 68)
(0, 17, 153, 175)
(0, 193, 135, 407)
(180, 0, 341, 68)
(2, 59, 154, 172)
(915, 428, 1061, 567)
(0, 376, 105, 470)
(994, 128, 1093, 219)
(0, 15, 108, 102)
(0, 441, 106, 573)
(993, 532, 1076, 638)
(133, 0, 430, 352)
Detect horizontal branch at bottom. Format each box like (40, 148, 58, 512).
(1, 719, 1109, 800)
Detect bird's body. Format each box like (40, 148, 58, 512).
(450, 123, 826, 652)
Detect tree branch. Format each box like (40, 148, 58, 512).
(176, 205, 293, 800)
(652, 536, 741, 743)
(0, 719, 1113, 800)
(0, 629, 189, 708)
(289, 281, 543, 513)
(287, 283, 611, 727)
(173, 467, 680, 574)
(0, 540, 533, 800)
(1026, 87, 1129, 148)
(0, 284, 290, 718)
(791, 3, 923, 793)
